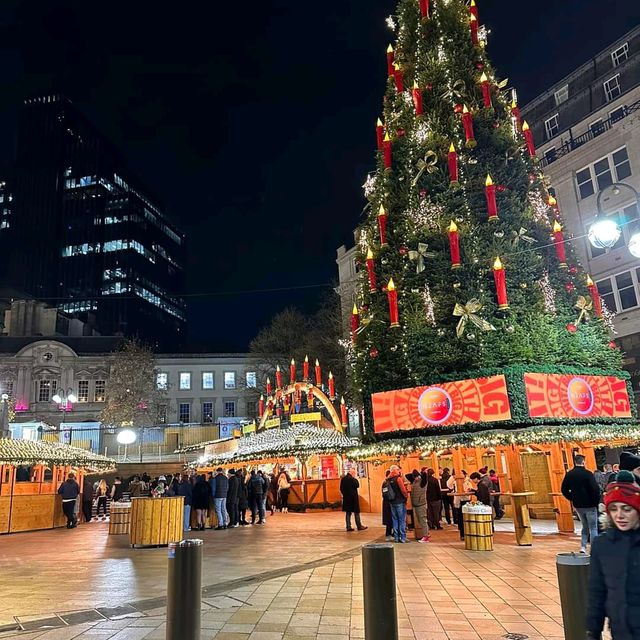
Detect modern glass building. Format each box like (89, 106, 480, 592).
(3, 93, 186, 348)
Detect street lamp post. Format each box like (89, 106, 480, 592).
(52, 388, 77, 444)
(588, 182, 640, 254)
(0, 393, 10, 439)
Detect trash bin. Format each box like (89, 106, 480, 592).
(462, 503, 493, 551)
(556, 552, 590, 640)
(166, 539, 203, 640)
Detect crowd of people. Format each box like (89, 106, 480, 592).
(376, 465, 503, 543)
(59, 467, 294, 532)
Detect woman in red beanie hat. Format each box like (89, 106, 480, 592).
(586, 471, 640, 639)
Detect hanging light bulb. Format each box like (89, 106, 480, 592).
(628, 231, 640, 258)
(588, 218, 621, 249)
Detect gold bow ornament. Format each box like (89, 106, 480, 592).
(511, 227, 535, 246)
(452, 298, 496, 338)
(412, 150, 439, 186)
(408, 242, 436, 273)
(575, 295, 593, 324)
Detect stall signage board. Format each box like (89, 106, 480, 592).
(524, 373, 632, 419)
(291, 412, 321, 424)
(242, 422, 257, 435)
(371, 375, 511, 433)
(264, 417, 281, 429)
(320, 455, 338, 479)
(204, 438, 239, 457)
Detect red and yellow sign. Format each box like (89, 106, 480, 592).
(524, 373, 631, 419)
(371, 375, 511, 433)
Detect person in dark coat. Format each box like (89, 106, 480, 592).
(561, 454, 601, 553)
(619, 451, 640, 482)
(382, 470, 393, 540)
(211, 468, 229, 530)
(192, 474, 211, 531)
(340, 469, 367, 532)
(57, 472, 80, 528)
(81, 476, 94, 524)
(248, 470, 266, 524)
(227, 468, 241, 527)
(425, 468, 443, 530)
(268, 472, 279, 515)
(237, 470, 249, 525)
(587, 471, 640, 640)
(176, 473, 193, 532)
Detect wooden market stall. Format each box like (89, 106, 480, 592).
(187, 423, 358, 512)
(0, 437, 115, 534)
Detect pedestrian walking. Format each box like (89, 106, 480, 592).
(238, 470, 249, 525)
(95, 479, 109, 520)
(382, 470, 394, 541)
(277, 471, 291, 513)
(58, 472, 80, 529)
(248, 469, 266, 524)
(268, 472, 279, 515)
(425, 468, 443, 530)
(81, 476, 94, 523)
(410, 469, 429, 543)
(176, 473, 193, 532)
(340, 468, 367, 532)
(561, 454, 601, 553)
(489, 469, 504, 519)
(440, 468, 454, 525)
(226, 468, 240, 527)
(192, 474, 211, 531)
(587, 471, 640, 640)
(211, 467, 229, 529)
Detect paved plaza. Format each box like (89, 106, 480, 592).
(0, 512, 591, 640)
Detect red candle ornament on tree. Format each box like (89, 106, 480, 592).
(387, 278, 400, 328)
(259, 395, 265, 418)
(383, 133, 392, 170)
(587, 275, 603, 317)
(290, 359, 296, 384)
(303, 355, 309, 381)
(511, 99, 521, 131)
(366, 247, 377, 292)
(266, 377, 272, 396)
(470, 0, 478, 19)
(493, 257, 509, 309)
(412, 81, 424, 116)
(376, 118, 384, 150)
(470, 13, 479, 45)
(314, 359, 321, 386)
(448, 143, 459, 185)
(393, 63, 404, 93)
(419, 0, 429, 20)
(378, 205, 388, 246)
(461, 105, 476, 148)
(553, 220, 568, 268)
(340, 397, 348, 427)
(328, 372, 335, 400)
(522, 121, 536, 157)
(485, 174, 498, 221)
(351, 303, 359, 344)
(448, 221, 461, 269)
(386, 44, 394, 77)
(548, 193, 559, 211)
(275, 365, 283, 389)
(479, 72, 492, 109)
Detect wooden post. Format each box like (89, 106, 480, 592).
(452, 446, 465, 493)
(545, 443, 574, 534)
(504, 444, 533, 546)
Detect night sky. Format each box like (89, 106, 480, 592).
(0, 0, 638, 351)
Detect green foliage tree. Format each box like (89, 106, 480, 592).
(100, 340, 167, 429)
(354, 0, 622, 415)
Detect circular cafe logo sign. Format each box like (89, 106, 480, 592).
(567, 377, 595, 415)
(418, 386, 453, 425)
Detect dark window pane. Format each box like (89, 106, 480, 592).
(616, 160, 632, 181)
(596, 279, 613, 295)
(602, 292, 617, 312)
(591, 245, 606, 258)
(616, 272, 633, 289)
(619, 287, 637, 309)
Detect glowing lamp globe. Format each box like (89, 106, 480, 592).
(52, 393, 62, 404)
(588, 218, 621, 249)
(67, 393, 78, 403)
(628, 231, 640, 258)
(117, 429, 137, 445)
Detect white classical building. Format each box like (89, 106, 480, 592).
(522, 25, 640, 396)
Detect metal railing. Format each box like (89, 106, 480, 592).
(540, 98, 640, 168)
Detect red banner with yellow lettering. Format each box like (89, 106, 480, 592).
(371, 375, 512, 434)
(524, 373, 632, 419)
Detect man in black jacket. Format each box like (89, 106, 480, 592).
(58, 472, 80, 528)
(227, 468, 241, 528)
(561, 454, 601, 553)
(425, 468, 443, 530)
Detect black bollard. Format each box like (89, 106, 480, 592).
(166, 539, 203, 640)
(362, 543, 398, 640)
(556, 552, 590, 640)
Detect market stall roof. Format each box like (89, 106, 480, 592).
(0, 438, 116, 470)
(348, 422, 640, 460)
(192, 424, 359, 466)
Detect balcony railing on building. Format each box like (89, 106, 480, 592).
(540, 98, 640, 168)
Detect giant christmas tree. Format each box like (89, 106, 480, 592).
(353, 0, 636, 444)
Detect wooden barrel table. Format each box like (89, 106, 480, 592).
(108, 502, 131, 535)
(462, 503, 493, 551)
(129, 497, 184, 548)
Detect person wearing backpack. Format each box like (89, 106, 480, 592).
(386, 465, 408, 543)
